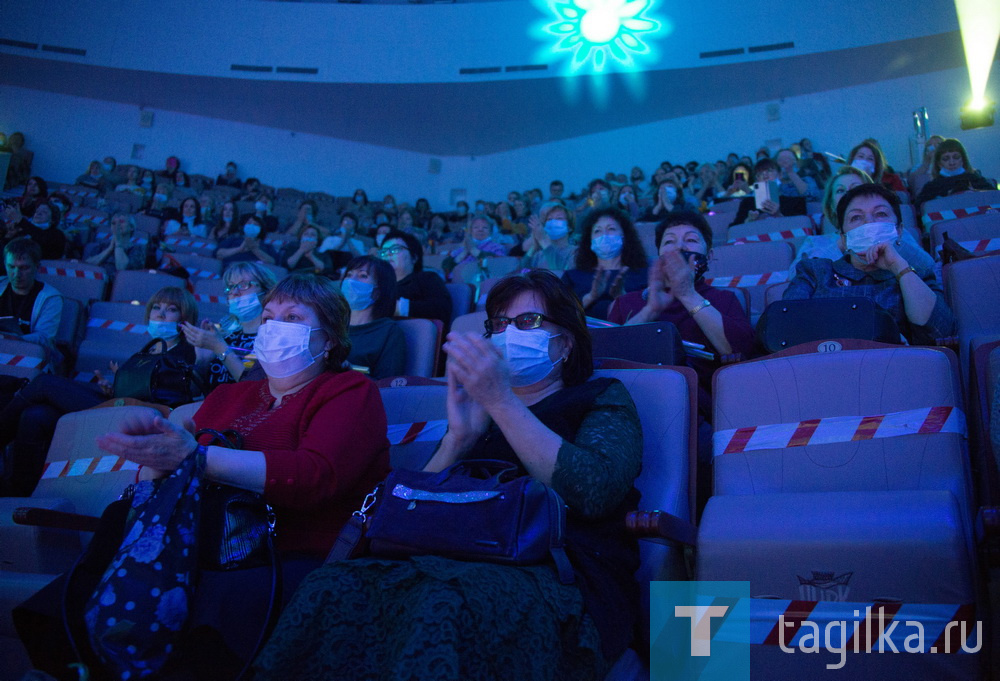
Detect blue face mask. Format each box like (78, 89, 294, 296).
(544, 219, 569, 241)
(147, 320, 178, 339)
(592, 233, 624, 260)
(341, 277, 375, 311)
(939, 166, 965, 177)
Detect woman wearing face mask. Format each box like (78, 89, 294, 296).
(562, 208, 648, 320)
(783, 183, 954, 345)
(143, 182, 179, 224)
(163, 197, 209, 238)
(443, 215, 508, 277)
(613, 184, 642, 221)
(320, 213, 366, 270)
(93, 274, 390, 675)
(84, 212, 149, 274)
(282, 224, 331, 274)
(0, 287, 197, 495)
(343, 256, 405, 379)
(211, 200, 241, 241)
(522, 203, 578, 271)
(915, 137, 997, 210)
(906, 135, 944, 198)
(115, 166, 146, 198)
(640, 179, 691, 221)
(76, 160, 112, 195)
(18, 176, 48, 217)
(254, 270, 642, 681)
(609, 212, 753, 406)
(691, 164, 725, 208)
(239, 177, 264, 202)
(250, 194, 279, 233)
(379, 230, 452, 326)
(19, 200, 67, 260)
(215, 215, 277, 266)
(285, 200, 321, 238)
(846, 140, 905, 192)
(182, 262, 278, 391)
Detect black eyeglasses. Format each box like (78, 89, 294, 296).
(484, 312, 555, 336)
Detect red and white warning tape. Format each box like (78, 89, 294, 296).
(704, 271, 789, 288)
(714, 406, 965, 457)
(86, 318, 148, 334)
(39, 266, 106, 280)
(935, 238, 1000, 254)
(186, 269, 222, 280)
(193, 294, 223, 304)
(387, 420, 448, 445)
(65, 211, 108, 225)
(730, 227, 814, 244)
(709, 598, 977, 653)
(0, 352, 46, 369)
(164, 236, 215, 249)
(922, 204, 1000, 228)
(41, 455, 140, 479)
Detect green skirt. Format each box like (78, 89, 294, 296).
(253, 555, 608, 681)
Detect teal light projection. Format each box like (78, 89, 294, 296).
(535, 0, 664, 74)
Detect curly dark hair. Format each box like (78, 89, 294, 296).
(574, 207, 648, 270)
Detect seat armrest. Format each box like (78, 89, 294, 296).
(13, 506, 101, 533)
(936, 336, 959, 350)
(626, 509, 698, 547)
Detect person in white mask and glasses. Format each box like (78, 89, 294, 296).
(783, 183, 953, 345)
(252, 270, 643, 681)
(182, 261, 278, 391)
(94, 273, 391, 673)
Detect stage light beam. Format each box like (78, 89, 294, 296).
(954, 0, 1000, 108)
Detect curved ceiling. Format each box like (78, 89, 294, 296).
(0, 31, 968, 156)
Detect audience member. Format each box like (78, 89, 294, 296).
(915, 137, 997, 209)
(75, 160, 112, 195)
(729, 158, 808, 226)
(281, 224, 330, 274)
(216, 214, 277, 266)
(84, 212, 150, 275)
(4, 132, 32, 190)
(210, 200, 241, 241)
(380, 230, 452, 325)
(0, 239, 61, 355)
(443, 215, 507, 276)
(216, 161, 242, 189)
(521, 202, 577, 271)
(343, 255, 405, 379)
(18, 176, 48, 216)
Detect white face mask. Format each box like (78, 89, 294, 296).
(592, 233, 624, 260)
(939, 166, 965, 177)
(228, 292, 262, 322)
(845, 221, 898, 255)
(489, 326, 562, 388)
(147, 320, 179, 339)
(341, 278, 375, 311)
(851, 158, 876, 175)
(253, 320, 325, 378)
(243, 223, 261, 239)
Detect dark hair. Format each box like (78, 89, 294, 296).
(25, 176, 48, 198)
(299, 199, 318, 217)
(214, 201, 241, 238)
(847, 141, 887, 182)
(32, 200, 62, 229)
(263, 273, 351, 370)
(754, 158, 779, 176)
(550, 179, 564, 188)
(340, 212, 358, 229)
(655, 210, 713, 251)
(588, 178, 610, 194)
(835, 183, 902, 234)
(345, 255, 398, 320)
(575, 207, 647, 270)
(382, 230, 423, 272)
(485, 270, 593, 387)
(4, 238, 42, 265)
(145, 286, 198, 325)
(179, 196, 199, 218)
(353, 189, 369, 205)
(932, 138, 972, 178)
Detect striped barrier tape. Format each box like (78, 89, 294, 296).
(705, 598, 977, 653)
(714, 406, 965, 457)
(41, 455, 140, 479)
(193, 294, 223, 304)
(39, 266, 106, 280)
(704, 271, 789, 288)
(922, 204, 1000, 228)
(0, 352, 46, 370)
(64, 187, 99, 198)
(164, 236, 215, 250)
(93, 231, 149, 245)
(186, 269, 222, 280)
(86, 318, 148, 334)
(935, 238, 1000, 255)
(387, 420, 448, 445)
(65, 211, 108, 226)
(729, 227, 814, 244)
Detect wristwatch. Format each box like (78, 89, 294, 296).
(688, 299, 712, 316)
(218, 349, 230, 362)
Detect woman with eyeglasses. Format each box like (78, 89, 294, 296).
(378, 230, 452, 326)
(181, 262, 279, 390)
(255, 270, 642, 681)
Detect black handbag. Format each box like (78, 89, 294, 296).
(113, 337, 204, 408)
(195, 428, 277, 571)
(328, 459, 575, 585)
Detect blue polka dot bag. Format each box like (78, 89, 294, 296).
(83, 448, 204, 680)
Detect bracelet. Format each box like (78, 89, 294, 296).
(895, 266, 916, 283)
(688, 299, 712, 316)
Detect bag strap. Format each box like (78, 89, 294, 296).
(545, 487, 575, 585)
(137, 337, 170, 355)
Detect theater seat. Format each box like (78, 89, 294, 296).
(450, 311, 487, 336)
(395, 317, 442, 378)
(698, 346, 980, 679)
(445, 282, 473, 324)
(109, 270, 186, 304)
(37, 260, 109, 304)
(943, 253, 1000, 389)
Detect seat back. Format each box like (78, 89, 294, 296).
(445, 282, 473, 324)
(171, 252, 223, 279)
(712, 346, 971, 521)
(923, 189, 1000, 216)
(0, 338, 50, 380)
(589, 322, 684, 366)
(104, 190, 144, 214)
(451, 310, 487, 336)
(38, 260, 109, 304)
(726, 214, 814, 246)
(75, 302, 151, 374)
(450, 260, 484, 285)
(395, 317, 442, 377)
(709, 242, 793, 277)
(55, 296, 84, 355)
(161, 235, 217, 257)
(109, 270, 187, 303)
(931, 212, 1000, 254)
(634, 221, 658, 259)
(943, 254, 1000, 386)
(484, 256, 520, 279)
